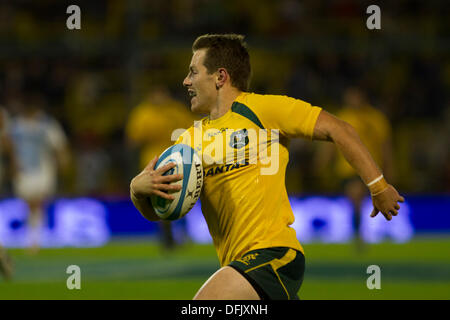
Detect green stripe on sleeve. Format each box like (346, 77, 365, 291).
(231, 102, 265, 129)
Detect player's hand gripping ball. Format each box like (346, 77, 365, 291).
(151, 144, 203, 220)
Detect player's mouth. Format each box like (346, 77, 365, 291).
(188, 90, 197, 98)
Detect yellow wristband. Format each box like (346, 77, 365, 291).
(367, 174, 384, 187)
(368, 176, 388, 196)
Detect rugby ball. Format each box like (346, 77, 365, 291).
(150, 144, 203, 220)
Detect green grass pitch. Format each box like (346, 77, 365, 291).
(1, 237, 449, 300)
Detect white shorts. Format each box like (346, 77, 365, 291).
(13, 169, 56, 202)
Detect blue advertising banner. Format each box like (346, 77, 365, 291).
(0, 195, 448, 248)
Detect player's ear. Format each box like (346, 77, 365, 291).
(215, 68, 228, 89)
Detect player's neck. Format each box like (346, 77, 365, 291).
(209, 88, 242, 120)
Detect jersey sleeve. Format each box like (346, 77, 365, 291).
(249, 94, 322, 139)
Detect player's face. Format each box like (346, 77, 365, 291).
(183, 49, 217, 114)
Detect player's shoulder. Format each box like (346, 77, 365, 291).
(363, 105, 391, 125)
(40, 113, 63, 131)
(235, 92, 314, 121)
(236, 92, 298, 107)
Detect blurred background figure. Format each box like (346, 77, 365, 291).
(0, 106, 16, 280)
(315, 87, 394, 252)
(9, 90, 70, 254)
(125, 85, 199, 250)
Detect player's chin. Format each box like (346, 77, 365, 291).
(189, 97, 197, 110)
(190, 100, 205, 113)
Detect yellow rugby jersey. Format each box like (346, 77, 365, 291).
(175, 92, 322, 266)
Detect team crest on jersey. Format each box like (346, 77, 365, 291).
(229, 129, 249, 149)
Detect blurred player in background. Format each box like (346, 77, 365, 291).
(9, 91, 69, 254)
(0, 106, 16, 280)
(126, 86, 199, 250)
(130, 34, 404, 300)
(316, 87, 394, 251)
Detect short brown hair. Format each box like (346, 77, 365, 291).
(192, 34, 251, 92)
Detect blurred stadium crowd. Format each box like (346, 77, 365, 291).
(0, 0, 448, 199)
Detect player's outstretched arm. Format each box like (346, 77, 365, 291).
(130, 156, 183, 221)
(312, 110, 404, 221)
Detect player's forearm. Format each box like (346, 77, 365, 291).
(313, 111, 383, 185)
(130, 187, 161, 222)
(330, 121, 382, 185)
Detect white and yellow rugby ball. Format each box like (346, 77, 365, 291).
(150, 144, 203, 220)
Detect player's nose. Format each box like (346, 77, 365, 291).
(183, 75, 191, 87)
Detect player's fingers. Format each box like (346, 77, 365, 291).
(394, 203, 400, 210)
(152, 189, 175, 200)
(156, 162, 177, 174)
(144, 156, 158, 171)
(390, 209, 398, 216)
(398, 195, 405, 203)
(370, 208, 379, 218)
(158, 174, 183, 183)
(382, 211, 392, 221)
(154, 183, 182, 192)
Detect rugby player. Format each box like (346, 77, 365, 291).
(130, 34, 404, 300)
